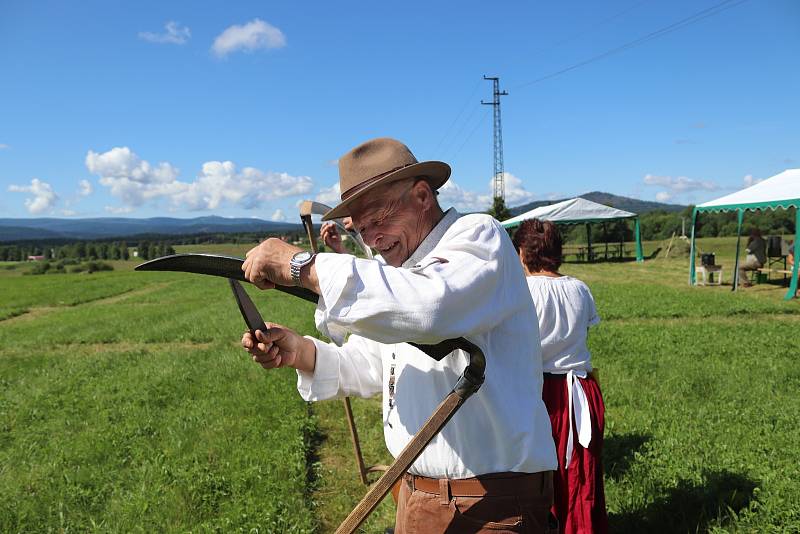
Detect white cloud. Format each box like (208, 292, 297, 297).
(86, 147, 181, 206)
(270, 209, 287, 222)
(139, 21, 190, 45)
(212, 18, 286, 58)
(105, 205, 134, 214)
(78, 179, 93, 196)
(643, 174, 721, 193)
(0, 143, 9, 150)
(643, 173, 724, 203)
(87, 146, 313, 211)
(438, 180, 491, 212)
(61, 209, 78, 216)
(175, 161, 313, 210)
(8, 178, 59, 214)
(743, 174, 765, 187)
(497, 172, 536, 206)
(314, 182, 341, 206)
(436, 171, 537, 213)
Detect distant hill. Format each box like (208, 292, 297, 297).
(1, 192, 685, 242)
(0, 216, 301, 242)
(509, 191, 686, 216)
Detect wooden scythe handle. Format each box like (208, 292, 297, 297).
(335, 339, 485, 534)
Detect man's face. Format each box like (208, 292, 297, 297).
(349, 180, 428, 267)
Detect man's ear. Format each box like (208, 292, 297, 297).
(410, 179, 435, 209)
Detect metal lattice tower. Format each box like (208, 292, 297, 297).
(481, 75, 508, 200)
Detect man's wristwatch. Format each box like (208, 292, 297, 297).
(290, 251, 316, 286)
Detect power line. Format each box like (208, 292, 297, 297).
(450, 109, 490, 163)
(441, 100, 482, 159)
(514, 0, 750, 90)
(525, 0, 652, 61)
(433, 78, 483, 155)
(436, 2, 650, 159)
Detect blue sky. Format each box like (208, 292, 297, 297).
(1, 0, 798, 221)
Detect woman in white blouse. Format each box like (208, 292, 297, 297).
(513, 219, 608, 534)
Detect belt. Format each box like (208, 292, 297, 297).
(403, 472, 551, 499)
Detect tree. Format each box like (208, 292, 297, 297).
(487, 196, 511, 221)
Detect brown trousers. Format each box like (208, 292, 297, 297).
(395, 472, 556, 534)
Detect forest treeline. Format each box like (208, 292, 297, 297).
(0, 209, 794, 262)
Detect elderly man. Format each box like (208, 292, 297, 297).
(242, 137, 557, 533)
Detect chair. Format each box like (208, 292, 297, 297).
(696, 265, 723, 286)
(766, 236, 788, 283)
(697, 253, 722, 286)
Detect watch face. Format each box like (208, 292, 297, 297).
(293, 251, 312, 263)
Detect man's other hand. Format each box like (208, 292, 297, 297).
(321, 222, 346, 254)
(241, 324, 316, 373)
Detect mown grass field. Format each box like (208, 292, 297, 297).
(1, 237, 798, 533)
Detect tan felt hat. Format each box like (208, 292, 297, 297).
(322, 137, 450, 221)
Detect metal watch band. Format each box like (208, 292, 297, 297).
(291, 261, 303, 286)
(290, 252, 315, 287)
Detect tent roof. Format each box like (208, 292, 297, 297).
(501, 197, 637, 228)
(696, 168, 800, 212)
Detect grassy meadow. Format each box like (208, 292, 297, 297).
(1, 237, 798, 532)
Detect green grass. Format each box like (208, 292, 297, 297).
(1, 240, 798, 532)
(568, 260, 799, 532)
(0, 270, 320, 532)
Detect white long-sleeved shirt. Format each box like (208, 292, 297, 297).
(526, 275, 600, 467)
(526, 275, 599, 374)
(297, 208, 557, 478)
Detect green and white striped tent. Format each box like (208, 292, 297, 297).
(689, 168, 800, 299)
(500, 197, 644, 262)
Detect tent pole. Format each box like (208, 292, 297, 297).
(634, 217, 644, 263)
(586, 223, 592, 263)
(785, 207, 799, 300)
(688, 210, 698, 284)
(732, 209, 744, 291)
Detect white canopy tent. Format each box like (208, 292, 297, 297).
(689, 168, 800, 299)
(501, 197, 644, 262)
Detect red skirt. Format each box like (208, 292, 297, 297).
(542, 374, 608, 534)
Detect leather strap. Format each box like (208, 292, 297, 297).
(404, 471, 549, 498)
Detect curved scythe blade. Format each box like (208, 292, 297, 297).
(135, 253, 318, 304)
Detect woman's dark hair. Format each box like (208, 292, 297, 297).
(512, 218, 563, 273)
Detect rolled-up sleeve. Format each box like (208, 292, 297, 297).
(313, 216, 515, 345)
(296, 334, 383, 401)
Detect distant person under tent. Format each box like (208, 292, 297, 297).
(738, 228, 767, 288)
(513, 218, 608, 534)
